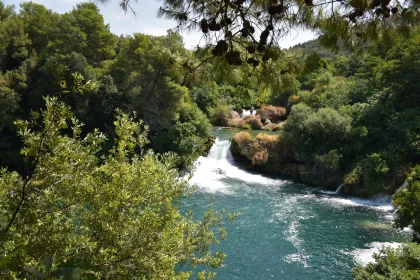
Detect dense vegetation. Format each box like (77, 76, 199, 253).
(1, 0, 420, 279)
(0, 2, 242, 278)
(283, 32, 420, 197)
(280, 32, 420, 277)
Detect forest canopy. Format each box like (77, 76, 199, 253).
(1, 0, 420, 279)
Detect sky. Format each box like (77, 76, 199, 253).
(3, 0, 315, 49)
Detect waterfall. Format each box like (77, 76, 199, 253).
(185, 129, 408, 277)
(188, 137, 277, 193)
(335, 184, 343, 194)
(240, 109, 256, 118)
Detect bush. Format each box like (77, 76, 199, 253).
(313, 149, 342, 177)
(242, 124, 251, 129)
(209, 104, 231, 126)
(352, 243, 420, 280)
(284, 104, 350, 162)
(153, 103, 211, 166)
(393, 166, 420, 241)
(0, 97, 231, 279)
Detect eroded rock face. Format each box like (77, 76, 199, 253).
(230, 132, 342, 189)
(231, 132, 294, 172)
(256, 105, 287, 123)
(243, 115, 263, 130)
(230, 131, 406, 196)
(229, 110, 241, 119)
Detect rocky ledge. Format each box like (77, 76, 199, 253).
(230, 131, 343, 190)
(230, 131, 406, 197)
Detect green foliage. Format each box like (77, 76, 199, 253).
(283, 104, 350, 163)
(393, 166, 420, 241)
(153, 103, 211, 166)
(108, 32, 189, 133)
(19, 2, 59, 55)
(54, 2, 117, 65)
(190, 82, 257, 114)
(282, 30, 420, 198)
(0, 2, 216, 176)
(0, 97, 232, 279)
(352, 243, 420, 279)
(0, 13, 31, 70)
(0, 73, 22, 169)
(314, 149, 342, 175)
(208, 104, 231, 127)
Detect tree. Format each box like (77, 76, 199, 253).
(0, 12, 31, 71)
(352, 243, 420, 279)
(54, 2, 117, 66)
(18, 2, 59, 55)
(0, 97, 233, 279)
(108, 32, 189, 133)
(99, 0, 420, 67)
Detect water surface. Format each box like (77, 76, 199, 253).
(181, 128, 409, 279)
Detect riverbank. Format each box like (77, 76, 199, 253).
(229, 130, 406, 198)
(183, 128, 409, 279)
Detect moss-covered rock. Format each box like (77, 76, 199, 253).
(256, 105, 287, 122)
(230, 131, 344, 189)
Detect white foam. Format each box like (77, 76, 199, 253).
(284, 251, 310, 267)
(285, 220, 302, 248)
(188, 138, 279, 193)
(318, 190, 339, 195)
(240, 109, 256, 118)
(318, 193, 394, 211)
(353, 242, 401, 266)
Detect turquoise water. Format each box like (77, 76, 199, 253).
(181, 128, 409, 279)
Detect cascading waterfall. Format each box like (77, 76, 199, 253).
(189, 138, 277, 193)
(336, 183, 344, 193)
(183, 128, 410, 279)
(240, 109, 256, 118)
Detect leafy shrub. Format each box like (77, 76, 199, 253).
(242, 124, 251, 129)
(209, 104, 231, 126)
(153, 103, 211, 166)
(352, 243, 420, 279)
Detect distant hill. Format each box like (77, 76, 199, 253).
(289, 38, 347, 58)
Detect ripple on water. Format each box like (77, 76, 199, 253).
(182, 131, 409, 279)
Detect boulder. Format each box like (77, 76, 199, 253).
(230, 132, 343, 189)
(256, 105, 287, 122)
(243, 115, 263, 130)
(229, 110, 241, 119)
(224, 110, 245, 128)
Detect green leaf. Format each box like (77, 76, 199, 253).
(44, 255, 53, 273)
(24, 267, 47, 279)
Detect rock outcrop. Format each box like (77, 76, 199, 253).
(231, 131, 406, 197)
(256, 105, 287, 123)
(230, 131, 343, 189)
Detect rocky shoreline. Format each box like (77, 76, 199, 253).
(229, 131, 405, 197)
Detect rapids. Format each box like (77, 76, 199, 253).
(181, 128, 409, 279)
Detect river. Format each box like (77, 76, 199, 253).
(180, 128, 409, 279)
